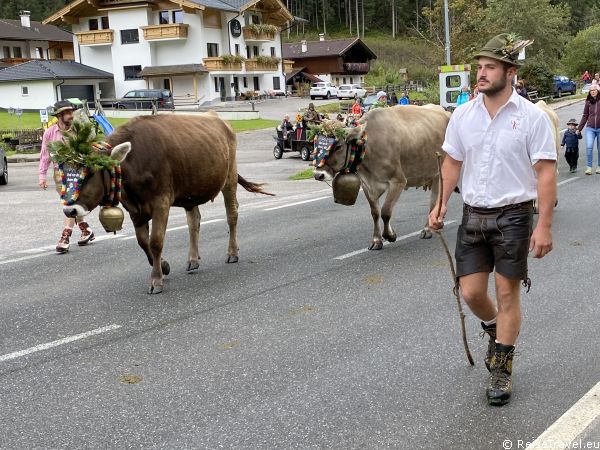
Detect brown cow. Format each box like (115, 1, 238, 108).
(313, 105, 450, 250)
(63, 113, 272, 294)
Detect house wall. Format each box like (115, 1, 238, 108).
(0, 40, 27, 59)
(152, 10, 203, 65)
(70, 5, 287, 103)
(0, 78, 108, 110)
(0, 80, 56, 110)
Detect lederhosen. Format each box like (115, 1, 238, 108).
(455, 200, 533, 290)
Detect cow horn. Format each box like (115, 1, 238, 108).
(111, 142, 132, 162)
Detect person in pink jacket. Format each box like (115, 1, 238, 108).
(39, 101, 95, 253)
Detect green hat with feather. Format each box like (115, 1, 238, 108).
(474, 33, 534, 67)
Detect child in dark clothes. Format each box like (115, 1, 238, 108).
(561, 118, 583, 173)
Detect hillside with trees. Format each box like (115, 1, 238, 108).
(3, 0, 600, 94)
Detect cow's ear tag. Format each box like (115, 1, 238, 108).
(111, 142, 132, 162)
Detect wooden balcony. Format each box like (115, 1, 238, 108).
(75, 30, 114, 46)
(140, 23, 189, 41)
(342, 62, 370, 74)
(202, 57, 242, 72)
(0, 57, 68, 65)
(283, 59, 294, 73)
(242, 26, 276, 42)
(245, 58, 278, 72)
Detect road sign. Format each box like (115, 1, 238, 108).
(39, 109, 49, 123)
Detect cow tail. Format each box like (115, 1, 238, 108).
(237, 175, 275, 196)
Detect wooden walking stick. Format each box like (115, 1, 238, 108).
(433, 151, 475, 366)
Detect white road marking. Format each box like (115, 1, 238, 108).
(529, 381, 600, 448)
(264, 196, 330, 211)
(557, 177, 580, 186)
(0, 252, 52, 266)
(0, 324, 122, 363)
(333, 220, 458, 261)
(120, 218, 225, 241)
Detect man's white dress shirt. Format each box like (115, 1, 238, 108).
(442, 89, 557, 208)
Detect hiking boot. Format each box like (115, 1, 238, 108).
(77, 221, 95, 246)
(486, 343, 515, 407)
(481, 322, 497, 372)
(585, 167, 592, 175)
(56, 228, 72, 254)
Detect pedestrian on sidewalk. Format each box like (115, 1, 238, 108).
(38, 101, 95, 253)
(576, 83, 600, 175)
(429, 33, 556, 407)
(561, 119, 582, 173)
(582, 70, 590, 84)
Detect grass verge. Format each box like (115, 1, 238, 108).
(0, 112, 279, 133)
(289, 168, 315, 180)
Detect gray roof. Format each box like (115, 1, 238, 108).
(190, 0, 242, 11)
(0, 60, 112, 83)
(283, 38, 377, 60)
(139, 64, 207, 76)
(0, 18, 72, 42)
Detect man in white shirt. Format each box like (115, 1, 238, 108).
(428, 34, 557, 406)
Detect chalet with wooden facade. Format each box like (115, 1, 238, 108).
(282, 37, 376, 89)
(0, 11, 74, 68)
(43, 0, 294, 105)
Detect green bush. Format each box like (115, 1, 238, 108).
(520, 50, 554, 96)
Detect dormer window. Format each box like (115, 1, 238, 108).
(252, 14, 260, 24)
(159, 11, 169, 24)
(89, 18, 98, 30)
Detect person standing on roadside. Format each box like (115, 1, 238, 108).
(39, 101, 95, 253)
(577, 84, 600, 175)
(428, 34, 556, 407)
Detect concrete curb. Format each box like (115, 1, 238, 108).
(7, 155, 39, 163)
(550, 98, 585, 110)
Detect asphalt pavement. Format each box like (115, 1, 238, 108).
(0, 100, 598, 449)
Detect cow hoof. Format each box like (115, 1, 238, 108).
(420, 229, 433, 239)
(147, 283, 164, 295)
(226, 255, 239, 264)
(161, 260, 171, 276)
(383, 232, 397, 242)
(369, 241, 383, 251)
(186, 260, 200, 273)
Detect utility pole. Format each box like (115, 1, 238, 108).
(443, 0, 451, 64)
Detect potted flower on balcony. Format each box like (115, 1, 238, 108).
(255, 55, 280, 68)
(221, 54, 246, 66)
(247, 23, 278, 39)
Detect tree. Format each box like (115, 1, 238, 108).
(418, 0, 487, 64)
(560, 24, 600, 78)
(484, 0, 570, 60)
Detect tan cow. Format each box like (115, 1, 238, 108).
(313, 105, 450, 250)
(534, 100, 560, 161)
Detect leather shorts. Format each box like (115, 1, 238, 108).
(455, 201, 534, 281)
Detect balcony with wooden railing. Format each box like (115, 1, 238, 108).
(140, 23, 189, 41)
(283, 60, 294, 73)
(202, 57, 242, 72)
(342, 62, 370, 74)
(75, 30, 114, 46)
(242, 26, 276, 42)
(245, 58, 279, 72)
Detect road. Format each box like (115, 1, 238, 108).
(0, 101, 599, 449)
